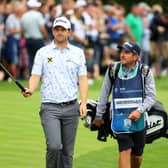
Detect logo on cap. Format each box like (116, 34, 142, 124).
(117, 42, 141, 55)
(53, 16, 71, 29)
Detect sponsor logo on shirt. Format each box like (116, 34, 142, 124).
(47, 57, 53, 63)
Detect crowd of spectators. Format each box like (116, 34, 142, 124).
(0, 0, 168, 83)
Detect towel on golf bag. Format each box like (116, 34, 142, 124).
(84, 99, 168, 144)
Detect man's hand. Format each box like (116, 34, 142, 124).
(92, 119, 104, 127)
(128, 109, 141, 121)
(80, 102, 87, 119)
(22, 88, 32, 97)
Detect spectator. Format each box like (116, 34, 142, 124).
(3, 2, 12, 23)
(0, 2, 5, 81)
(40, 2, 49, 20)
(84, 3, 102, 68)
(69, 0, 89, 49)
(125, 4, 143, 46)
(141, 17, 151, 66)
(0, 3, 5, 59)
(150, 12, 168, 77)
(4, 1, 23, 78)
(138, 2, 151, 65)
(85, 47, 100, 84)
(45, 4, 57, 41)
(18, 37, 29, 80)
(56, 0, 75, 17)
(107, 5, 124, 47)
(21, 0, 48, 74)
(100, 45, 113, 75)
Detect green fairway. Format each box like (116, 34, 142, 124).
(0, 76, 168, 168)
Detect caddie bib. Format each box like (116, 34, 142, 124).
(111, 63, 145, 133)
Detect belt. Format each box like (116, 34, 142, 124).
(57, 99, 77, 105)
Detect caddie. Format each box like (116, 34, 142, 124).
(93, 41, 156, 168)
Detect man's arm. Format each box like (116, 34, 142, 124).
(78, 75, 88, 119)
(96, 67, 112, 119)
(139, 69, 156, 112)
(22, 74, 41, 97)
(92, 67, 112, 127)
(40, 25, 49, 41)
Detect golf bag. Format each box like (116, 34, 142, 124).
(146, 100, 168, 143)
(84, 99, 168, 144)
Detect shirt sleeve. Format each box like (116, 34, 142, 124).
(125, 15, 130, 26)
(38, 13, 45, 26)
(78, 50, 87, 76)
(31, 50, 43, 76)
(6, 15, 14, 30)
(138, 69, 156, 113)
(96, 67, 112, 119)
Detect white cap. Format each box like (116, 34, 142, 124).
(65, 9, 74, 16)
(53, 16, 71, 29)
(75, 0, 87, 8)
(27, 0, 41, 8)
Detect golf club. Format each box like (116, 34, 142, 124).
(0, 62, 26, 92)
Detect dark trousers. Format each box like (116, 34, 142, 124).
(39, 102, 79, 168)
(26, 38, 44, 73)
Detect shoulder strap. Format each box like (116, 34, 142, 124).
(140, 63, 150, 87)
(140, 63, 150, 99)
(108, 61, 120, 85)
(108, 62, 150, 85)
(140, 63, 150, 78)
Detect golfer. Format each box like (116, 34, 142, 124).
(22, 16, 88, 168)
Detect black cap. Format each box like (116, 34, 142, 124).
(117, 42, 141, 55)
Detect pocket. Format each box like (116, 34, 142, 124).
(112, 115, 130, 132)
(69, 101, 80, 116)
(39, 103, 50, 124)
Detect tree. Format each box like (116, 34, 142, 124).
(105, 0, 168, 12)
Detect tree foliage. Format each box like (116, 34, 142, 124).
(105, 0, 168, 12)
(4, 0, 168, 12)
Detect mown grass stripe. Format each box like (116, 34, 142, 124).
(0, 77, 168, 168)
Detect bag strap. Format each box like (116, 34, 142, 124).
(140, 63, 150, 84)
(140, 63, 150, 99)
(108, 61, 120, 85)
(108, 62, 150, 85)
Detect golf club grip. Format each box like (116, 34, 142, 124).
(15, 81, 26, 92)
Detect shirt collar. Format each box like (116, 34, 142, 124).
(122, 61, 139, 72)
(51, 41, 71, 50)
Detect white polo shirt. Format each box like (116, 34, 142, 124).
(32, 42, 87, 103)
